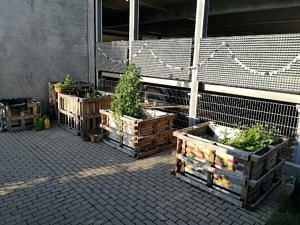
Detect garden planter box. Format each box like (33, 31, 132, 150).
(99, 109, 175, 158)
(173, 122, 288, 208)
(0, 98, 41, 131)
(57, 93, 112, 135)
(48, 81, 92, 119)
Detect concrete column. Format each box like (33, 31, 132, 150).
(95, 0, 103, 43)
(88, 0, 96, 86)
(129, 0, 139, 63)
(188, 0, 209, 125)
(294, 105, 300, 164)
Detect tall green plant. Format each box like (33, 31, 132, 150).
(111, 64, 142, 119)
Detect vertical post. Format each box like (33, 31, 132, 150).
(88, 0, 96, 87)
(95, 0, 102, 90)
(129, 0, 139, 63)
(95, 0, 103, 43)
(294, 105, 300, 164)
(188, 0, 209, 125)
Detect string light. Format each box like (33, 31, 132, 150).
(98, 41, 300, 76)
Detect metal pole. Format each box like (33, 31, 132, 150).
(294, 105, 300, 164)
(188, 0, 209, 125)
(88, 0, 96, 86)
(129, 0, 139, 63)
(95, 0, 103, 43)
(95, 0, 103, 89)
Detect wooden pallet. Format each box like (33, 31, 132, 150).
(100, 109, 175, 158)
(57, 93, 112, 135)
(0, 101, 41, 131)
(173, 122, 288, 207)
(48, 81, 92, 119)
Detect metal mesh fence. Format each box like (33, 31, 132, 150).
(197, 92, 298, 138)
(141, 84, 190, 129)
(98, 78, 190, 129)
(96, 41, 128, 73)
(198, 34, 300, 94)
(132, 38, 193, 81)
(98, 78, 118, 93)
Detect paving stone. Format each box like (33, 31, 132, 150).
(0, 126, 293, 225)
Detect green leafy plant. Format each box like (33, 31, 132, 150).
(54, 82, 65, 89)
(63, 73, 74, 87)
(220, 124, 276, 152)
(33, 115, 47, 131)
(86, 91, 101, 98)
(111, 64, 142, 119)
(54, 73, 75, 89)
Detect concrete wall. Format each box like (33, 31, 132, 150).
(0, 0, 89, 111)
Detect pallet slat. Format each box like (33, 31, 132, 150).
(0, 101, 41, 131)
(58, 93, 112, 135)
(100, 109, 175, 158)
(174, 122, 288, 208)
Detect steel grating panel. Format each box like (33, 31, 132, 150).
(198, 34, 300, 94)
(98, 78, 118, 93)
(141, 84, 190, 128)
(132, 38, 193, 81)
(96, 41, 128, 73)
(197, 92, 298, 138)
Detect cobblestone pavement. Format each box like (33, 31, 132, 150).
(0, 126, 292, 225)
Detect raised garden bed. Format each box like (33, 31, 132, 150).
(57, 93, 112, 135)
(100, 109, 175, 158)
(48, 81, 92, 118)
(0, 98, 41, 131)
(173, 122, 288, 208)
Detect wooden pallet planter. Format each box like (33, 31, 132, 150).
(57, 93, 112, 135)
(0, 100, 41, 131)
(99, 109, 175, 158)
(48, 81, 92, 119)
(173, 122, 288, 208)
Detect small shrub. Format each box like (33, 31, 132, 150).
(111, 64, 142, 119)
(220, 124, 277, 152)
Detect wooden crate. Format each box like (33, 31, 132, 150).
(48, 81, 92, 119)
(0, 100, 41, 131)
(57, 93, 112, 135)
(173, 122, 288, 208)
(100, 109, 175, 158)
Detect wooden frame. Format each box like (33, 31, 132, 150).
(0, 101, 41, 131)
(100, 109, 175, 158)
(57, 93, 112, 135)
(48, 82, 92, 118)
(173, 122, 288, 208)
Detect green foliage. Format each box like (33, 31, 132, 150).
(63, 73, 74, 87)
(54, 74, 74, 90)
(111, 64, 142, 119)
(86, 91, 101, 98)
(33, 115, 47, 131)
(220, 124, 276, 152)
(54, 82, 65, 89)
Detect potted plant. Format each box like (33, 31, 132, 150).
(54, 74, 75, 94)
(100, 64, 175, 158)
(54, 82, 65, 93)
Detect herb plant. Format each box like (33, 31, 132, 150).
(54, 82, 65, 89)
(63, 74, 74, 87)
(111, 64, 142, 119)
(220, 124, 276, 152)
